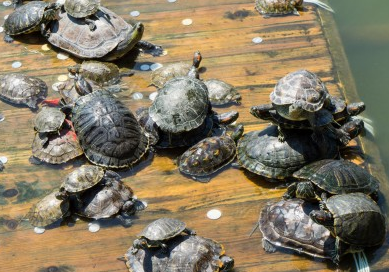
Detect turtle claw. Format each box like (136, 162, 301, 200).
(3, 35, 14, 43)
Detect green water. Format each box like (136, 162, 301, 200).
(329, 0, 389, 177)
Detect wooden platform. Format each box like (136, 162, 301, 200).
(0, 0, 388, 271)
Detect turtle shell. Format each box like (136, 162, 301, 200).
(293, 159, 380, 196)
(236, 125, 339, 180)
(71, 90, 149, 169)
(139, 218, 187, 241)
(47, 7, 140, 60)
(4, 1, 49, 35)
(33, 107, 66, 133)
(125, 235, 233, 272)
(270, 69, 329, 112)
(255, 0, 303, 16)
(74, 178, 134, 219)
(325, 193, 386, 247)
(259, 198, 337, 260)
(60, 165, 105, 193)
(31, 120, 83, 164)
(150, 62, 192, 88)
(204, 79, 241, 106)
(0, 73, 47, 109)
(74, 61, 122, 86)
(64, 0, 100, 18)
(149, 77, 210, 133)
(26, 191, 70, 227)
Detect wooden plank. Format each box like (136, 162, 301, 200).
(0, 1, 387, 272)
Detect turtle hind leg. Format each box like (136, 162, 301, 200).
(262, 239, 276, 253)
(85, 18, 97, 31)
(3, 34, 14, 43)
(116, 214, 133, 228)
(183, 227, 196, 236)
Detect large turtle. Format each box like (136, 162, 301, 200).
(64, 0, 101, 31)
(26, 191, 70, 227)
(204, 79, 242, 106)
(3, 1, 60, 43)
(283, 159, 380, 201)
(0, 73, 48, 110)
(33, 107, 66, 134)
(46, 7, 163, 61)
(132, 218, 196, 253)
(255, 0, 334, 17)
(236, 119, 363, 181)
(310, 193, 387, 263)
(125, 235, 234, 272)
(178, 124, 244, 182)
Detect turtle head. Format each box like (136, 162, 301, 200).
(131, 22, 145, 43)
(250, 104, 273, 120)
(55, 188, 69, 200)
(295, 181, 316, 201)
(220, 255, 234, 271)
(347, 102, 366, 116)
(229, 93, 242, 104)
(339, 118, 364, 141)
(132, 238, 148, 250)
(291, 0, 304, 8)
(309, 210, 334, 227)
(230, 124, 244, 142)
(67, 64, 82, 76)
(192, 51, 202, 69)
(44, 3, 61, 21)
(74, 74, 93, 96)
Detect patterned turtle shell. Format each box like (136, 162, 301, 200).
(139, 218, 187, 241)
(33, 107, 66, 133)
(64, 0, 100, 18)
(60, 165, 105, 194)
(255, 0, 303, 16)
(204, 79, 242, 106)
(149, 77, 210, 133)
(71, 90, 149, 169)
(0, 73, 47, 109)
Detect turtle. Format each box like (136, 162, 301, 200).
(132, 218, 196, 253)
(26, 191, 70, 227)
(46, 7, 163, 61)
(33, 106, 66, 134)
(309, 192, 387, 263)
(3, 1, 60, 43)
(150, 51, 202, 88)
(269, 70, 350, 144)
(124, 235, 234, 272)
(204, 79, 242, 106)
(255, 0, 334, 17)
(283, 159, 380, 201)
(31, 119, 83, 164)
(69, 89, 150, 169)
(236, 119, 364, 181)
(0, 73, 48, 110)
(64, 0, 101, 31)
(72, 178, 145, 226)
(178, 124, 244, 182)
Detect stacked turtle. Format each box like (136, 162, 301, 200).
(124, 218, 234, 272)
(26, 165, 146, 229)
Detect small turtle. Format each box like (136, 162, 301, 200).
(310, 193, 387, 263)
(283, 159, 380, 201)
(3, 1, 60, 43)
(125, 235, 234, 272)
(204, 79, 242, 106)
(255, 0, 334, 17)
(26, 191, 70, 227)
(64, 0, 101, 31)
(33, 107, 66, 134)
(73, 178, 145, 226)
(31, 120, 83, 164)
(0, 73, 48, 110)
(132, 218, 196, 253)
(178, 124, 244, 182)
(150, 51, 201, 88)
(236, 119, 363, 181)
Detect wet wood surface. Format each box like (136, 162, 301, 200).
(0, 0, 388, 271)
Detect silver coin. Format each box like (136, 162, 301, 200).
(34, 226, 46, 234)
(11, 61, 22, 69)
(252, 37, 263, 44)
(3, 0, 12, 6)
(149, 91, 158, 101)
(0, 156, 8, 164)
(167, 0, 177, 2)
(140, 64, 150, 71)
(0, 27, 4, 33)
(132, 92, 143, 100)
(150, 63, 163, 71)
(182, 18, 193, 26)
(206, 209, 222, 220)
(57, 52, 69, 60)
(88, 222, 100, 233)
(0, 113, 4, 122)
(130, 10, 140, 17)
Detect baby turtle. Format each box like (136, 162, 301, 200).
(132, 218, 196, 253)
(31, 120, 83, 164)
(33, 107, 66, 134)
(255, 0, 334, 17)
(3, 1, 60, 43)
(26, 191, 70, 227)
(0, 73, 48, 110)
(46, 7, 162, 61)
(310, 193, 387, 263)
(150, 51, 202, 88)
(256, 198, 348, 264)
(204, 79, 242, 106)
(283, 159, 380, 201)
(178, 124, 244, 182)
(64, 0, 101, 31)
(236, 119, 363, 181)
(125, 235, 234, 272)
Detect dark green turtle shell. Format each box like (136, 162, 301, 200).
(60, 165, 105, 193)
(324, 193, 386, 247)
(293, 159, 380, 196)
(149, 76, 210, 134)
(139, 218, 187, 241)
(204, 79, 241, 106)
(64, 0, 99, 18)
(71, 90, 149, 169)
(255, 0, 303, 16)
(125, 235, 233, 272)
(150, 62, 192, 88)
(72, 61, 122, 86)
(26, 191, 70, 227)
(33, 107, 66, 133)
(259, 198, 337, 260)
(236, 125, 338, 180)
(4, 1, 49, 35)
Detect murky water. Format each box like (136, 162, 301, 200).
(329, 0, 389, 178)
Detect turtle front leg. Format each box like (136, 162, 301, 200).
(85, 18, 96, 31)
(283, 182, 297, 199)
(3, 34, 14, 43)
(136, 40, 163, 56)
(262, 238, 277, 253)
(116, 213, 133, 228)
(277, 125, 286, 142)
(40, 23, 51, 39)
